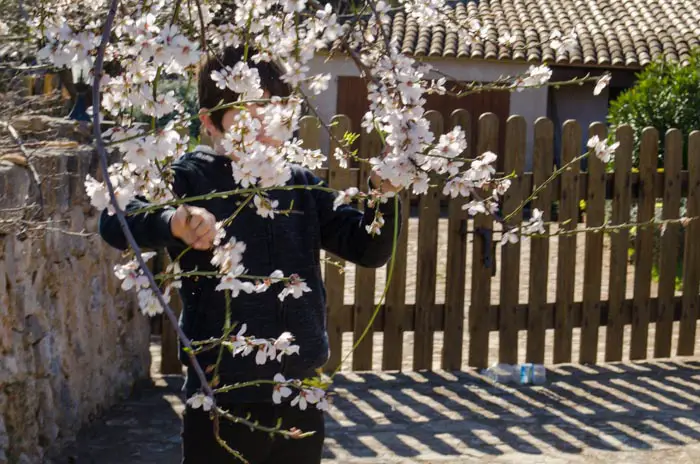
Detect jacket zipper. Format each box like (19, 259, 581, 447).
(268, 198, 289, 378)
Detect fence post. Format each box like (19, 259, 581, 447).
(678, 131, 700, 355)
(604, 125, 633, 362)
(413, 111, 443, 370)
(299, 115, 322, 177)
(579, 122, 607, 364)
(526, 118, 554, 364)
(499, 116, 526, 365)
(314, 115, 350, 373)
(654, 130, 683, 357)
(382, 187, 410, 371)
(352, 130, 382, 370)
(553, 120, 581, 364)
(442, 109, 471, 370)
(468, 113, 499, 369)
(630, 127, 658, 359)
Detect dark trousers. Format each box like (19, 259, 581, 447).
(181, 401, 325, 464)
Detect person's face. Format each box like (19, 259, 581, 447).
(200, 90, 283, 150)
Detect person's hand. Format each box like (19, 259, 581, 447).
(370, 172, 401, 193)
(170, 205, 217, 250)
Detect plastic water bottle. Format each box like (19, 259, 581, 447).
(482, 363, 546, 385)
(516, 363, 547, 385)
(482, 363, 518, 383)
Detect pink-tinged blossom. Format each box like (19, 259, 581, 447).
(272, 374, 293, 404)
(278, 274, 312, 301)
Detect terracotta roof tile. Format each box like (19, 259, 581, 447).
(388, 0, 700, 68)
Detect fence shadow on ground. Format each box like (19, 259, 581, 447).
(322, 360, 700, 460)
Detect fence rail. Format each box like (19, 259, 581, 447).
(159, 110, 700, 373)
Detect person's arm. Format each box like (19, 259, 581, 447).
(98, 196, 181, 251)
(98, 160, 216, 251)
(307, 170, 402, 268)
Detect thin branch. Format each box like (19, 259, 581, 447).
(0, 120, 45, 214)
(195, 0, 207, 51)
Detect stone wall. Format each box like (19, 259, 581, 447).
(0, 117, 151, 463)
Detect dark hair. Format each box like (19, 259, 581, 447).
(197, 47, 291, 131)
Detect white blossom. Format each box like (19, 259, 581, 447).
(85, 175, 110, 211)
(271, 332, 300, 361)
(210, 62, 264, 100)
(137, 289, 163, 317)
(278, 274, 312, 301)
(550, 29, 578, 55)
(215, 265, 255, 297)
(253, 195, 280, 219)
(333, 187, 360, 210)
(211, 238, 247, 274)
(308, 74, 331, 95)
(213, 222, 227, 247)
(587, 135, 619, 163)
(226, 326, 301, 365)
(498, 33, 517, 47)
(254, 270, 285, 293)
(365, 214, 386, 235)
(272, 374, 293, 403)
(290, 386, 329, 411)
(594, 74, 611, 96)
(501, 228, 520, 246)
(187, 393, 214, 412)
(516, 65, 552, 90)
(280, 139, 326, 170)
(522, 208, 546, 236)
(113, 252, 157, 292)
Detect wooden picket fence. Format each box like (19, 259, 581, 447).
(159, 110, 700, 374)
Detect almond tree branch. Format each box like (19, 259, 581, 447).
(91, 0, 215, 400)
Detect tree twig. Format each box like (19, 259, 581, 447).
(0, 120, 45, 215)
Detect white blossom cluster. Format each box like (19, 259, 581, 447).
(112, 252, 182, 317)
(210, 236, 311, 301)
(587, 135, 620, 163)
(500, 208, 546, 246)
(271, 373, 330, 411)
(223, 324, 300, 365)
(187, 372, 329, 412)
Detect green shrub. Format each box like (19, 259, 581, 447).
(608, 49, 700, 169)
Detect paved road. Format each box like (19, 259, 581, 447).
(56, 346, 700, 463)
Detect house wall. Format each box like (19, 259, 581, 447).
(548, 82, 611, 160)
(304, 55, 549, 169)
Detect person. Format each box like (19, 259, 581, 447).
(98, 46, 401, 463)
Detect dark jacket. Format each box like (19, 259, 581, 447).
(98, 147, 401, 404)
